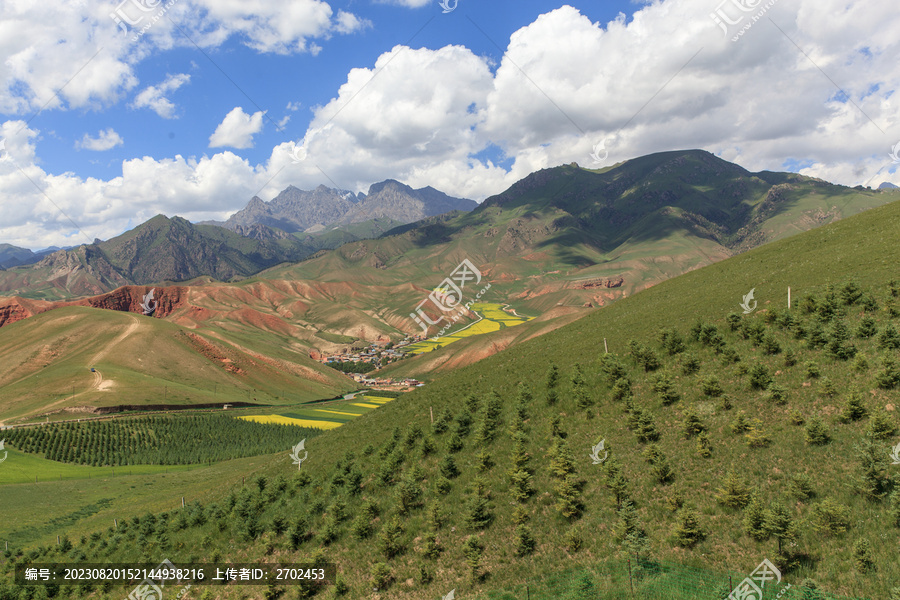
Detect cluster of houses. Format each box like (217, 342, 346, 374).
(318, 335, 425, 372)
(315, 335, 425, 390)
(347, 373, 423, 389)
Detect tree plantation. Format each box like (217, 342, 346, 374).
(2, 415, 322, 466)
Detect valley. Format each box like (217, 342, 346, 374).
(2, 153, 900, 600)
(2, 0, 899, 597)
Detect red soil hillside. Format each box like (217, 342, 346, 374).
(0, 286, 189, 327)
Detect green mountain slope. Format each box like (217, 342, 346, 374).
(4, 177, 900, 598)
(264, 150, 899, 315)
(0, 216, 321, 300)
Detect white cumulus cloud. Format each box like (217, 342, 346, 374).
(2, 0, 900, 249)
(334, 10, 371, 34)
(209, 107, 266, 149)
(76, 128, 124, 151)
(131, 74, 191, 119)
(0, 1, 367, 117)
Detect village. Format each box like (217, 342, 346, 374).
(317, 334, 425, 390)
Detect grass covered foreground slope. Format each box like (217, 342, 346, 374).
(4, 198, 900, 599)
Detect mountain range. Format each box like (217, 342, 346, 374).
(0, 216, 319, 299)
(203, 179, 476, 234)
(0, 180, 477, 300)
(265, 150, 900, 312)
(2, 150, 898, 384)
(0, 244, 69, 269)
(3, 152, 895, 307)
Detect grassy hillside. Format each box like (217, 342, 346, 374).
(294, 218, 407, 250)
(0, 306, 355, 424)
(0, 452, 282, 552)
(3, 183, 900, 599)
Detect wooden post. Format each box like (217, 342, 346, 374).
(182, 497, 185, 508)
(430, 407, 434, 423)
(604, 338, 608, 354)
(526, 585, 530, 600)
(57, 536, 59, 545)
(115, 519, 118, 529)
(628, 558, 634, 598)
(788, 286, 791, 309)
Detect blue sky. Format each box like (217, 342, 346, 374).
(0, 0, 897, 249)
(31, 1, 621, 185)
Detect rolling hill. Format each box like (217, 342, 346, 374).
(0, 304, 356, 425)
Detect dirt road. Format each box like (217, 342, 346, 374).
(43, 314, 142, 409)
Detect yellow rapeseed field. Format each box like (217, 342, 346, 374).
(237, 415, 343, 430)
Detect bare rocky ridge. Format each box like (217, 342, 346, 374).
(225, 186, 360, 233)
(222, 180, 476, 233)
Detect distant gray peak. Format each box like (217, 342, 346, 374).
(224, 179, 475, 234)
